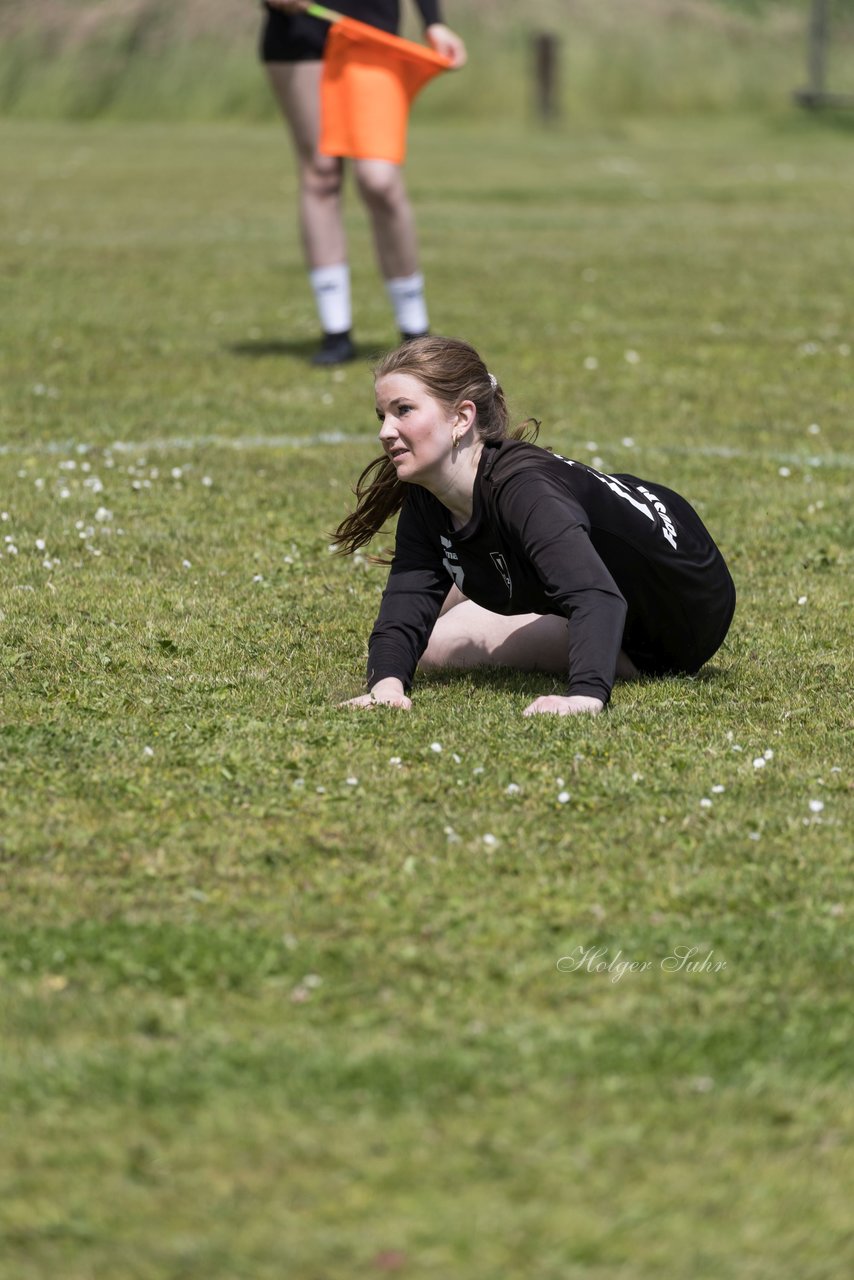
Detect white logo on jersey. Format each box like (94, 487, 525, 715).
(440, 534, 465, 591)
(636, 485, 678, 549)
(589, 469, 655, 523)
(553, 452, 657, 525)
(490, 551, 512, 596)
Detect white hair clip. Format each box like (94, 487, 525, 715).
(488, 373, 498, 390)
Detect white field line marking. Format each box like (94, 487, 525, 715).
(0, 431, 375, 457)
(1, 432, 852, 470)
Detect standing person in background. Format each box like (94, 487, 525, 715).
(262, 1, 467, 365)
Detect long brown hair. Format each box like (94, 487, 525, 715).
(333, 336, 534, 557)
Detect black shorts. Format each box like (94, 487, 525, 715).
(260, 3, 402, 64)
(622, 580, 736, 677)
(260, 8, 329, 62)
(615, 481, 737, 678)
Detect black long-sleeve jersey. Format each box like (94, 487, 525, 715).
(323, 0, 442, 31)
(262, 0, 442, 63)
(367, 439, 736, 703)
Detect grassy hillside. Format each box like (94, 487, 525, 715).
(1, 0, 851, 119)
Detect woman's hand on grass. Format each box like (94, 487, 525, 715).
(341, 678, 411, 710)
(523, 695, 604, 717)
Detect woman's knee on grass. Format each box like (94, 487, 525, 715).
(420, 606, 640, 680)
(420, 606, 567, 674)
(420, 609, 491, 671)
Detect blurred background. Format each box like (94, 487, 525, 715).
(1, 0, 853, 124)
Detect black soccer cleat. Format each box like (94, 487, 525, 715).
(312, 331, 356, 366)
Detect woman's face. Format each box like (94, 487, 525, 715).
(375, 372, 459, 486)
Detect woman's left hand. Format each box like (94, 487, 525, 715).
(523, 695, 605, 717)
(339, 678, 412, 710)
(426, 24, 467, 68)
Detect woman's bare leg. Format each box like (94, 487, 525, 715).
(421, 597, 639, 680)
(352, 158, 420, 279)
(265, 62, 346, 268)
(439, 584, 467, 616)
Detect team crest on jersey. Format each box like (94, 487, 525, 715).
(490, 551, 512, 596)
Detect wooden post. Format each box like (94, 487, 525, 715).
(806, 0, 830, 102)
(793, 0, 854, 109)
(533, 32, 560, 121)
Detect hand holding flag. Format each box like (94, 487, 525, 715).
(424, 23, 467, 69)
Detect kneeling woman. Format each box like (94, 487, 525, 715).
(335, 336, 736, 716)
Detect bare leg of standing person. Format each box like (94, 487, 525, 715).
(266, 61, 356, 364)
(353, 158, 430, 340)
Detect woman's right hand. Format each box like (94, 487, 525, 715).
(340, 678, 412, 710)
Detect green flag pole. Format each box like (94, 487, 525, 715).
(305, 3, 345, 21)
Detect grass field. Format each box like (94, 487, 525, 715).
(1, 110, 853, 1277)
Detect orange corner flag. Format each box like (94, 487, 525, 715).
(309, 6, 452, 165)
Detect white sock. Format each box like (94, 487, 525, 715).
(385, 273, 428, 336)
(309, 263, 351, 335)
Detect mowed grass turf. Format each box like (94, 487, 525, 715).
(0, 114, 852, 1278)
